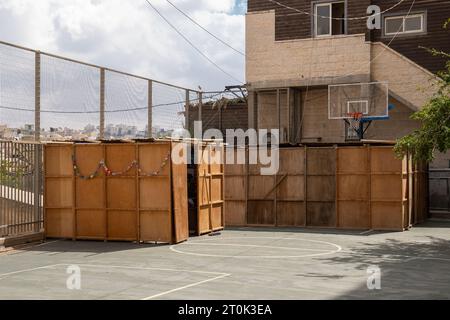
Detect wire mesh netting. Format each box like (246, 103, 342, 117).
(105, 71, 148, 140)
(41, 54, 101, 141)
(0, 41, 206, 142)
(0, 43, 35, 139)
(153, 82, 188, 138)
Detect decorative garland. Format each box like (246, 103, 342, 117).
(72, 152, 171, 180)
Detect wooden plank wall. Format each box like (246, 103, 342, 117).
(197, 143, 225, 235)
(225, 145, 426, 231)
(44, 142, 190, 244)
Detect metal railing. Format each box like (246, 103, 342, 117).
(0, 140, 43, 238)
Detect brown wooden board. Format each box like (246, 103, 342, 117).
(44, 141, 191, 244)
(222, 145, 422, 231)
(138, 143, 172, 243)
(44, 143, 75, 239)
(171, 142, 189, 243)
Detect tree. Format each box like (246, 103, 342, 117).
(394, 20, 450, 163)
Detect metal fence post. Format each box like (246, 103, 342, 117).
(148, 80, 153, 138)
(35, 52, 41, 142)
(185, 89, 190, 132)
(199, 91, 203, 123)
(34, 144, 42, 232)
(100, 68, 105, 140)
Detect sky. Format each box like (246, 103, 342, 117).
(0, 0, 247, 91)
(0, 0, 247, 131)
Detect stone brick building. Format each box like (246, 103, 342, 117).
(246, 0, 450, 157)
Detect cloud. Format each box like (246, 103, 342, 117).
(0, 0, 246, 90)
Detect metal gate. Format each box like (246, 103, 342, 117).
(429, 169, 450, 219)
(0, 140, 43, 238)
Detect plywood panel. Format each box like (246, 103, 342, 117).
(307, 148, 336, 175)
(277, 176, 305, 201)
(107, 178, 136, 209)
(248, 201, 275, 225)
(140, 211, 172, 243)
(371, 175, 403, 201)
(248, 148, 274, 175)
(338, 202, 371, 229)
(138, 143, 171, 176)
(337, 147, 368, 173)
(107, 211, 137, 240)
(307, 202, 336, 227)
(225, 176, 246, 201)
(45, 145, 73, 176)
(225, 201, 246, 226)
(210, 146, 224, 175)
(198, 176, 211, 206)
(307, 176, 336, 202)
(279, 148, 305, 174)
(76, 178, 104, 209)
(139, 178, 170, 210)
(45, 178, 73, 208)
(338, 175, 369, 200)
(371, 147, 404, 173)
(75, 145, 104, 176)
(371, 202, 405, 231)
(198, 206, 211, 234)
(197, 146, 211, 176)
(277, 202, 306, 227)
(45, 209, 74, 238)
(106, 144, 136, 176)
(248, 176, 276, 199)
(172, 142, 189, 243)
(211, 204, 224, 230)
(224, 148, 246, 175)
(76, 210, 106, 239)
(211, 176, 223, 202)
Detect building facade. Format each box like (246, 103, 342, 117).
(246, 0, 450, 148)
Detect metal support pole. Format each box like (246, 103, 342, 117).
(100, 68, 105, 140)
(148, 80, 153, 138)
(33, 144, 41, 232)
(185, 89, 190, 132)
(35, 52, 41, 142)
(199, 91, 203, 123)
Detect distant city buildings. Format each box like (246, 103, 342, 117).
(0, 123, 175, 141)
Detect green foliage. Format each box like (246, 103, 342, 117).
(394, 21, 450, 163)
(0, 160, 23, 187)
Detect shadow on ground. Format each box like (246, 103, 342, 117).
(318, 225, 450, 299)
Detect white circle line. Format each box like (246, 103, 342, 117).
(169, 237, 343, 259)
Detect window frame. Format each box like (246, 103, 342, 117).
(384, 13, 426, 37)
(313, 1, 346, 38)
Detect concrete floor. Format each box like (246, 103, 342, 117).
(0, 221, 449, 300)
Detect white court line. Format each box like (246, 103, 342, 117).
(359, 230, 375, 235)
(0, 264, 61, 280)
(185, 242, 333, 253)
(0, 263, 231, 300)
(142, 274, 230, 300)
(170, 237, 342, 259)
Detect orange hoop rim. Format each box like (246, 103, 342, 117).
(347, 112, 364, 120)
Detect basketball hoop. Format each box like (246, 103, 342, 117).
(347, 112, 364, 136)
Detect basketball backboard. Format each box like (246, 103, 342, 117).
(328, 82, 389, 120)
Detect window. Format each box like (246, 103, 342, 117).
(384, 14, 425, 36)
(314, 2, 345, 37)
